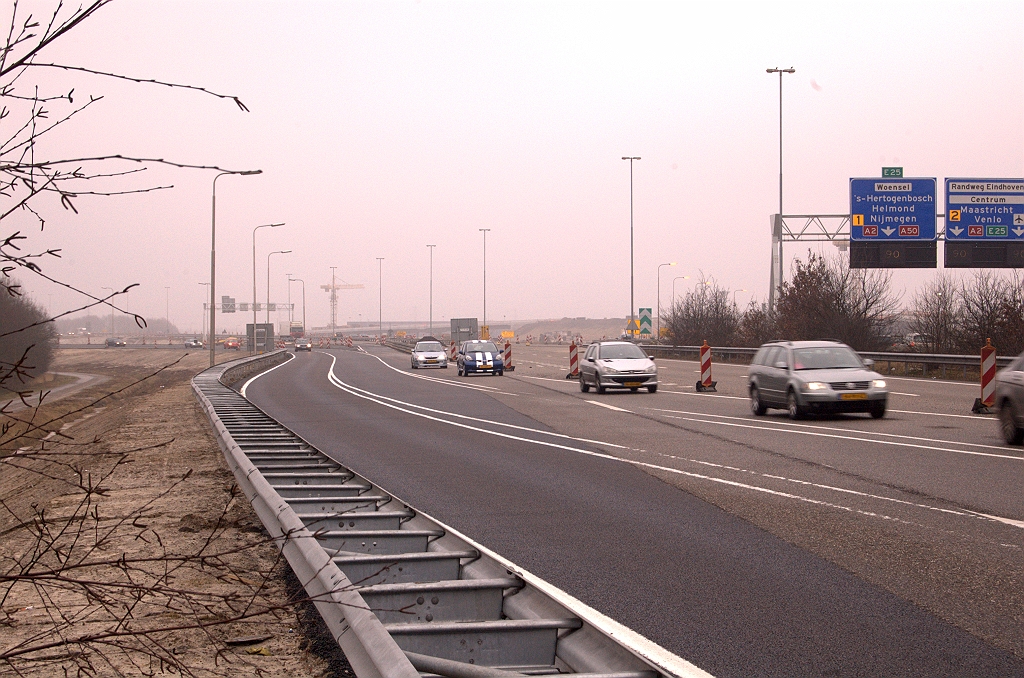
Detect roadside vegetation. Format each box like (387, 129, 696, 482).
(0, 3, 344, 675)
(666, 251, 1024, 354)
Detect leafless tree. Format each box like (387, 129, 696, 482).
(665, 273, 740, 346)
(0, 3, 348, 674)
(774, 251, 900, 351)
(736, 300, 777, 348)
(906, 272, 961, 353)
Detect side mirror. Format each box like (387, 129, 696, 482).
(774, 361, 788, 369)
(648, 355, 655, 360)
(587, 357, 595, 362)
(863, 358, 875, 368)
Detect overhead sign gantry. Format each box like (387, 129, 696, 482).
(849, 177, 937, 268)
(944, 178, 1024, 268)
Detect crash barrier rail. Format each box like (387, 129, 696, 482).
(641, 344, 1013, 380)
(220, 350, 291, 387)
(192, 352, 708, 678)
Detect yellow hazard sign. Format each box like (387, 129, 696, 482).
(949, 209, 961, 222)
(852, 214, 864, 226)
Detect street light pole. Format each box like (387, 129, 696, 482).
(621, 156, 640, 334)
(766, 67, 794, 310)
(210, 169, 261, 366)
(101, 287, 114, 335)
(733, 289, 749, 308)
(252, 222, 284, 354)
(672, 276, 691, 309)
(478, 229, 490, 335)
(164, 286, 170, 343)
(427, 244, 436, 337)
(289, 277, 306, 333)
(198, 282, 210, 341)
(267, 250, 291, 326)
(376, 258, 385, 339)
(656, 262, 676, 343)
(285, 273, 293, 324)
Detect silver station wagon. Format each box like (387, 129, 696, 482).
(747, 340, 888, 419)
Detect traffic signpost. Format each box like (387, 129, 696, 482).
(850, 177, 937, 268)
(638, 308, 653, 337)
(944, 178, 1024, 268)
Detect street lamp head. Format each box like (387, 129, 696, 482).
(622, 156, 641, 160)
(239, 169, 262, 176)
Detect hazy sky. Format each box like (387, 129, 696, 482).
(11, 0, 1024, 333)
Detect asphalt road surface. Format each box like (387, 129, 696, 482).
(245, 344, 1024, 678)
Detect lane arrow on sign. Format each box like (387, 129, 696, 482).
(949, 226, 964, 236)
(882, 227, 896, 236)
(1014, 227, 1024, 236)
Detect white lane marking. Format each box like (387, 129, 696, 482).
(519, 375, 575, 384)
(417, 513, 715, 678)
(647, 410, 1023, 461)
(891, 392, 919, 397)
(240, 353, 295, 397)
(967, 511, 1024, 529)
(325, 355, 635, 450)
(357, 350, 508, 394)
(649, 450, 995, 523)
(647, 407, 1011, 452)
(889, 409, 992, 420)
(662, 390, 747, 401)
(321, 356, 1022, 532)
(587, 401, 631, 413)
(884, 375, 978, 386)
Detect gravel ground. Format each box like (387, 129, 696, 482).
(0, 349, 350, 676)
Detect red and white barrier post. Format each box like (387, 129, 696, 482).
(449, 341, 458, 362)
(504, 341, 514, 371)
(695, 340, 717, 392)
(565, 341, 579, 379)
(345, 336, 353, 347)
(973, 338, 997, 413)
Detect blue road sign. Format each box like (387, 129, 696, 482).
(945, 178, 1024, 240)
(850, 178, 937, 241)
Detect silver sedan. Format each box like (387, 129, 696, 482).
(411, 340, 448, 369)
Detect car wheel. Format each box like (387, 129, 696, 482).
(442, 365, 448, 369)
(1000, 403, 1024, 445)
(869, 400, 887, 419)
(629, 387, 638, 393)
(580, 374, 590, 392)
(498, 370, 504, 376)
(787, 390, 804, 420)
(647, 385, 657, 393)
(750, 386, 767, 416)
(457, 366, 463, 376)
(595, 377, 606, 394)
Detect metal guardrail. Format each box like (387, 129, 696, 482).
(639, 344, 1012, 379)
(192, 352, 711, 678)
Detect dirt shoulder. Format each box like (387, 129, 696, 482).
(0, 349, 342, 676)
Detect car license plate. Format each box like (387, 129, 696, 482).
(840, 393, 867, 400)
(624, 381, 642, 387)
(426, 359, 437, 363)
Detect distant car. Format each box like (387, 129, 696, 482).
(105, 337, 126, 347)
(184, 339, 204, 348)
(223, 339, 240, 350)
(294, 338, 313, 352)
(457, 340, 504, 376)
(747, 340, 888, 419)
(994, 351, 1024, 444)
(578, 341, 658, 394)
(411, 340, 447, 369)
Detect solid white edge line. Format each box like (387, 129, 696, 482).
(416, 508, 716, 678)
(646, 407, 1013, 453)
(240, 352, 295, 397)
(587, 400, 631, 412)
(326, 353, 635, 449)
(323, 355, 1022, 529)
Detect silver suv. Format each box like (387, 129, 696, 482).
(747, 340, 888, 419)
(994, 351, 1024, 444)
